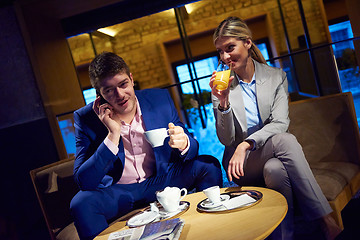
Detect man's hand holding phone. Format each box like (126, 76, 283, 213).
(93, 96, 121, 145)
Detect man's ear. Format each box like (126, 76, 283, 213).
(130, 73, 134, 86)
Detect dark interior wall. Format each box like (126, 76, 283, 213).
(0, 5, 59, 239)
(0, 6, 44, 129)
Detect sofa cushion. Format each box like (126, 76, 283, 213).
(311, 162, 360, 183)
(311, 162, 360, 201)
(310, 162, 360, 201)
(56, 222, 80, 240)
(45, 171, 59, 193)
(312, 168, 347, 201)
(41, 175, 79, 231)
(34, 159, 79, 232)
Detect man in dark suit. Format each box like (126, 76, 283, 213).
(70, 52, 222, 239)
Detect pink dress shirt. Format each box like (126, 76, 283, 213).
(103, 98, 190, 184)
(104, 98, 155, 184)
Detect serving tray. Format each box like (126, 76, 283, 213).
(197, 190, 263, 213)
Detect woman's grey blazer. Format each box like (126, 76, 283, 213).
(212, 59, 290, 164)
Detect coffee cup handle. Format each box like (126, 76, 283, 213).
(179, 188, 187, 200)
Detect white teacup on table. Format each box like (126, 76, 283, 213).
(200, 185, 231, 209)
(203, 186, 221, 204)
(156, 187, 187, 212)
(144, 128, 169, 147)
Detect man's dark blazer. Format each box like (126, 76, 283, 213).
(73, 88, 199, 191)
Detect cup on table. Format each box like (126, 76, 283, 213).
(144, 128, 169, 147)
(214, 62, 231, 91)
(156, 187, 188, 212)
(203, 186, 221, 204)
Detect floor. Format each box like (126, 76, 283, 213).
(289, 190, 360, 240)
(336, 190, 360, 240)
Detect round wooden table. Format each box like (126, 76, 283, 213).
(95, 186, 288, 240)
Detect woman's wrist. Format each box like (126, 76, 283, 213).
(218, 102, 230, 112)
(220, 100, 229, 108)
(219, 98, 230, 111)
(239, 141, 253, 151)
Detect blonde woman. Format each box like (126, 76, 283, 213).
(209, 16, 341, 240)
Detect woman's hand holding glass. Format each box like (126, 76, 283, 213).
(214, 62, 231, 90)
(209, 62, 234, 108)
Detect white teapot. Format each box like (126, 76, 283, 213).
(156, 187, 187, 212)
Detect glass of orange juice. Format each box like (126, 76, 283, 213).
(214, 62, 231, 90)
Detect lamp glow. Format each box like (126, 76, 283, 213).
(185, 5, 194, 14)
(97, 28, 117, 37)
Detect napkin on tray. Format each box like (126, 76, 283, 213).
(222, 194, 256, 210)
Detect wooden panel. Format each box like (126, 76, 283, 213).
(16, 0, 122, 19)
(15, 4, 86, 158)
(17, 7, 85, 115)
(346, 0, 360, 71)
(164, 15, 270, 64)
(350, 172, 360, 195)
(324, 0, 348, 21)
(164, 30, 215, 63)
(329, 184, 352, 229)
(76, 63, 92, 89)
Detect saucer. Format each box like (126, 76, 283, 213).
(157, 201, 189, 219)
(127, 201, 190, 228)
(127, 210, 159, 227)
(200, 195, 230, 209)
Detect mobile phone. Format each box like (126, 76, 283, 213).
(96, 90, 108, 105)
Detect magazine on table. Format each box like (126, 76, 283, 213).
(108, 218, 185, 240)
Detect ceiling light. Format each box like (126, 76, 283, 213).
(185, 4, 194, 14)
(97, 28, 117, 37)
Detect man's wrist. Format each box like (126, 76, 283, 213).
(179, 135, 190, 155)
(104, 136, 119, 155)
(107, 132, 120, 146)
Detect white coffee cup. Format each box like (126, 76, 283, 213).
(156, 187, 187, 212)
(203, 186, 221, 204)
(144, 128, 169, 147)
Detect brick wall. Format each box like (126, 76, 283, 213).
(68, 0, 329, 89)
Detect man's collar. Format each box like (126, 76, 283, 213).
(134, 96, 142, 121)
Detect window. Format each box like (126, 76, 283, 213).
(57, 88, 96, 157)
(173, 54, 227, 184)
(175, 56, 217, 94)
(83, 88, 97, 105)
(254, 38, 274, 67)
(57, 113, 76, 157)
(173, 53, 218, 129)
(329, 20, 354, 58)
(329, 19, 360, 125)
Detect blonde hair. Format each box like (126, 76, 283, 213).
(213, 16, 267, 64)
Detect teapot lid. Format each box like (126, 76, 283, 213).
(157, 186, 178, 195)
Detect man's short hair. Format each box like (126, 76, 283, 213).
(88, 52, 130, 91)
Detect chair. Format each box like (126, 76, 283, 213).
(288, 92, 360, 228)
(30, 157, 80, 240)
